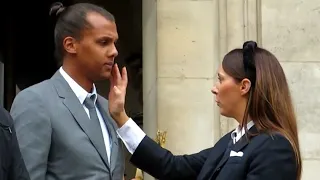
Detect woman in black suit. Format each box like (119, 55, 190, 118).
(108, 41, 302, 180)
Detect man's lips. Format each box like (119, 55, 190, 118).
(104, 62, 114, 68)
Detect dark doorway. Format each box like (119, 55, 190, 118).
(0, 0, 61, 109)
(1, 0, 142, 111)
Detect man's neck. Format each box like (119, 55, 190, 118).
(62, 64, 93, 93)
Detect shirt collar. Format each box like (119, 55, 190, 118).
(59, 67, 98, 105)
(231, 121, 255, 142)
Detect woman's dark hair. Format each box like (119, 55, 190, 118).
(49, 2, 115, 62)
(222, 41, 302, 180)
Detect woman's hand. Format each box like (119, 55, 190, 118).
(108, 63, 129, 127)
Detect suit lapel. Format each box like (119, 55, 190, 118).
(97, 97, 119, 172)
(213, 140, 234, 170)
(212, 137, 249, 175)
(210, 125, 259, 179)
(51, 71, 110, 169)
(196, 133, 231, 180)
(232, 125, 258, 152)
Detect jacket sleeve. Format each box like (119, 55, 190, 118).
(130, 136, 212, 180)
(0, 107, 30, 180)
(10, 90, 52, 180)
(8, 120, 31, 180)
(246, 134, 298, 180)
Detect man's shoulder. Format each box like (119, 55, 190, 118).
(15, 80, 53, 99)
(11, 80, 55, 111)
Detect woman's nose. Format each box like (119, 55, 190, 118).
(211, 86, 218, 95)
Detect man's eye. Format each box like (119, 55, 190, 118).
(100, 41, 108, 45)
(97, 38, 112, 46)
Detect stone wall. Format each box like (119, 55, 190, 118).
(143, 0, 320, 179)
(262, 0, 320, 179)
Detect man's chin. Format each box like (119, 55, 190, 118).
(92, 73, 111, 82)
(101, 71, 112, 79)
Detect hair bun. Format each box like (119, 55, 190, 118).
(49, 2, 65, 17)
(243, 40, 258, 74)
(243, 41, 257, 51)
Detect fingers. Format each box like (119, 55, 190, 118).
(110, 64, 119, 87)
(110, 65, 117, 89)
(121, 67, 128, 87)
(114, 64, 121, 85)
(110, 71, 114, 88)
(111, 64, 128, 89)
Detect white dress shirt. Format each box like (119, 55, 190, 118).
(230, 121, 255, 144)
(59, 67, 111, 163)
(117, 117, 255, 154)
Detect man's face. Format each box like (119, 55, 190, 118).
(75, 12, 118, 81)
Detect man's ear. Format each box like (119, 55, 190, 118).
(240, 78, 251, 95)
(63, 36, 77, 54)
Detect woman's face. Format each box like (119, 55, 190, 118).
(211, 66, 248, 118)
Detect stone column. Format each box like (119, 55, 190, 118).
(219, 0, 320, 179)
(261, 1, 320, 179)
(219, 0, 262, 135)
(156, 0, 220, 155)
(142, 2, 223, 179)
(142, 0, 158, 179)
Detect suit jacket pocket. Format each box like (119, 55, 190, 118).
(216, 163, 245, 180)
(225, 156, 243, 164)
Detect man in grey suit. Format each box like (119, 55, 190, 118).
(10, 2, 125, 180)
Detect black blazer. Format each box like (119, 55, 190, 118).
(0, 107, 30, 180)
(130, 126, 297, 180)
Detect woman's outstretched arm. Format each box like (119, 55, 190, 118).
(117, 118, 211, 180)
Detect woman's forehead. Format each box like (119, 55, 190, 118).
(218, 65, 226, 76)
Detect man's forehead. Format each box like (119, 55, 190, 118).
(84, 12, 118, 38)
(86, 12, 113, 27)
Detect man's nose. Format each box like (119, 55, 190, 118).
(110, 44, 118, 57)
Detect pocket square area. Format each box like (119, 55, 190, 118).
(229, 150, 244, 157)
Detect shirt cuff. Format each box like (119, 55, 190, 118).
(116, 118, 146, 154)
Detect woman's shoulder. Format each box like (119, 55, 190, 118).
(249, 131, 295, 157)
(252, 131, 291, 145)
(245, 132, 298, 180)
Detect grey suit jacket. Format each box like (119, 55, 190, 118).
(10, 71, 125, 180)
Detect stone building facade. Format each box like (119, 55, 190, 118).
(142, 0, 320, 179)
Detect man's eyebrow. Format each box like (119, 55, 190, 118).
(96, 35, 118, 42)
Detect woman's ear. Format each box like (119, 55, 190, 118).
(240, 78, 251, 95)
